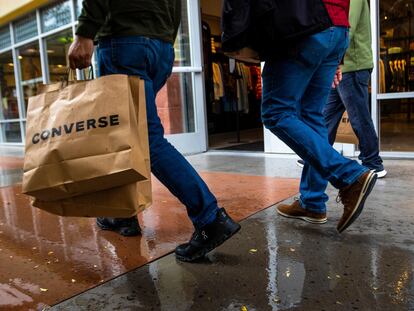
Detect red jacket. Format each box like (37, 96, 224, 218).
(323, 0, 350, 27)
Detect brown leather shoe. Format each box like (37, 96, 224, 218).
(277, 200, 327, 224)
(337, 170, 377, 233)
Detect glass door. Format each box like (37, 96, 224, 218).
(161, 0, 208, 154)
(372, 0, 414, 155)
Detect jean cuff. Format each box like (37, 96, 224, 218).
(344, 166, 370, 187)
(299, 197, 327, 214)
(193, 204, 220, 229)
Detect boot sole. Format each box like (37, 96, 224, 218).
(96, 221, 141, 237)
(277, 209, 327, 224)
(175, 224, 241, 262)
(337, 171, 377, 233)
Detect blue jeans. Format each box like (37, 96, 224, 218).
(324, 70, 384, 171)
(262, 27, 368, 213)
(96, 36, 219, 228)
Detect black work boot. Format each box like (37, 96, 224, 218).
(96, 216, 141, 237)
(175, 208, 241, 262)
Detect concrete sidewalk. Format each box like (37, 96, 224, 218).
(0, 150, 413, 310)
(52, 152, 414, 311)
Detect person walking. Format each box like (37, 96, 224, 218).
(68, 0, 240, 262)
(261, 0, 378, 232)
(297, 0, 386, 179)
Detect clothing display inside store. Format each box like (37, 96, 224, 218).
(379, 0, 414, 152)
(379, 3, 414, 93)
(380, 41, 413, 93)
(202, 19, 263, 150)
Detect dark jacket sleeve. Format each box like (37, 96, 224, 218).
(76, 0, 109, 39)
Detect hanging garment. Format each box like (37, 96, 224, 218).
(212, 62, 224, 100)
(250, 66, 262, 100)
(235, 63, 249, 113)
(379, 59, 386, 93)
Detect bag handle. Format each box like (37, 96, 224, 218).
(61, 65, 95, 88)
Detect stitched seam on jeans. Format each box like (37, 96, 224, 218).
(270, 124, 343, 188)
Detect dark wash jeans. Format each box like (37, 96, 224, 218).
(97, 36, 219, 228)
(301, 70, 384, 213)
(324, 70, 384, 171)
(261, 27, 368, 213)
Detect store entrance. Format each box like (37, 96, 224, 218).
(200, 0, 264, 152)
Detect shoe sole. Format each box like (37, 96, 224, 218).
(96, 221, 141, 237)
(337, 171, 378, 233)
(376, 171, 387, 179)
(277, 209, 327, 224)
(296, 161, 304, 168)
(175, 224, 241, 262)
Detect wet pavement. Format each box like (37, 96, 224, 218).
(52, 154, 414, 311)
(1, 150, 414, 310)
(0, 152, 299, 310)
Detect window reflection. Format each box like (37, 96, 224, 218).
(173, 0, 191, 67)
(18, 43, 42, 114)
(45, 30, 73, 82)
(0, 122, 21, 143)
(156, 72, 195, 134)
(41, 0, 72, 33)
(380, 98, 414, 151)
(0, 52, 19, 120)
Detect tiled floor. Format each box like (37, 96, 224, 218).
(0, 154, 299, 310)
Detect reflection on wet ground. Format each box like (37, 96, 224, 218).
(0, 157, 298, 311)
(54, 207, 414, 311)
(52, 156, 414, 311)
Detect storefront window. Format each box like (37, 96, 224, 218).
(41, 0, 72, 33)
(379, 0, 414, 93)
(17, 43, 42, 114)
(380, 98, 414, 151)
(0, 52, 19, 120)
(75, 0, 83, 17)
(174, 0, 191, 67)
(14, 14, 38, 43)
(0, 27, 11, 50)
(45, 30, 73, 82)
(156, 72, 195, 134)
(0, 122, 21, 143)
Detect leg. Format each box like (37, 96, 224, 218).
(263, 28, 377, 232)
(98, 37, 240, 259)
(262, 27, 366, 190)
(98, 37, 218, 228)
(338, 71, 384, 171)
(299, 87, 346, 213)
(324, 88, 346, 145)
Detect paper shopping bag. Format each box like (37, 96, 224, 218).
(31, 77, 152, 217)
(335, 111, 359, 145)
(22, 75, 150, 201)
(31, 179, 151, 217)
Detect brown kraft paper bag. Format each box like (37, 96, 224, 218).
(32, 77, 152, 217)
(335, 111, 359, 145)
(23, 74, 149, 201)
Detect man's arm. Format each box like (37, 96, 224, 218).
(68, 0, 109, 69)
(76, 0, 109, 39)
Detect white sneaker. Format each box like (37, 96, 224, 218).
(375, 169, 387, 178)
(296, 159, 305, 168)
